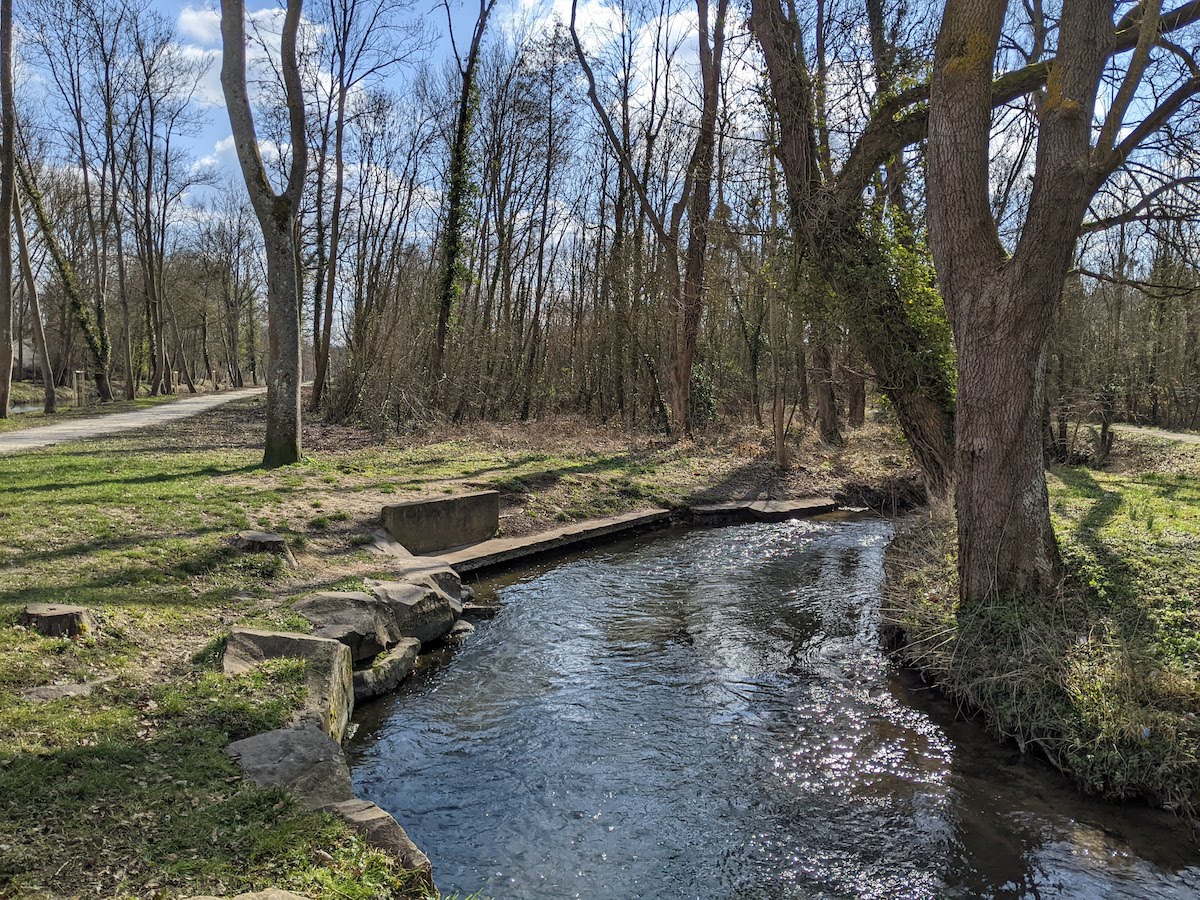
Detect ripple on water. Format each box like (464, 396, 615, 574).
(347, 519, 1200, 899)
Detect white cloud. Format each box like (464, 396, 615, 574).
(178, 6, 222, 48)
(499, 0, 623, 54)
(179, 43, 225, 106)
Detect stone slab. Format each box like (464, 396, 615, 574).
(20, 676, 116, 703)
(689, 497, 838, 524)
(384, 555, 465, 599)
(364, 528, 413, 558)
(223, 628, 354, 742)
(439, 508, 673, 574)
(226, 725, 353, 810)
(323, 798, 433, 886)
(382, 490, 500, 555)
(460, 601, 501, 620)
(353, 638, 421, 701)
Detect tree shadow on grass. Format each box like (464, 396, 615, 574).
(0, 540, 283, 609)
(445, 450, 666, 494)
(0, 683, 308, 898)
(5, 462, 263, 496)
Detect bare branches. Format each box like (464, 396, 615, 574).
(568, 0, 673, 249)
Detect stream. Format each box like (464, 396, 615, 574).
(347, 517, 1200, 899)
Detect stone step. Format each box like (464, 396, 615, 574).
(688, 497, 838, 524)
(439, 508, 673, 574)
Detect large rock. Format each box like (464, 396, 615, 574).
(446, 619, 475, 642)
(366, 579, 457, 645)
(353, 639, 421, 702)
(223, 628, 354, 742)
(386, 555, 465, 599)
(226, 725, 353, 810)
(381, 490, 499, 554)
(20, 676, 116, 703)
(231, 531, 298, 567)
(291, 591, 401, 663)
(19, 603, 96, 638)
(323, 798, 434, 887)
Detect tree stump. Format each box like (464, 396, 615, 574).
(19, 603, 97, 638)
(231, 531, 297, 567)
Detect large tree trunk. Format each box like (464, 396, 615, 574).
(221, 0, 307, 467)
(261, 216, 303, 464)
(953, 273, 1061, 599)
(0, 0, 12, 418)
(928, 0, 1111, 601)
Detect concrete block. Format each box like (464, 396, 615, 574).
(382, 490, 499, 554)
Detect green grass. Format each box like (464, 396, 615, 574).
(0, 654, 428, 898)
(884, 436, 1200, 815)
(0, 408, 439, 897)
(0, 397, 910, 896)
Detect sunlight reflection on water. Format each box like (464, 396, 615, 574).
(348, 519, 1200, 899)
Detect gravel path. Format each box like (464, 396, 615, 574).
(1113, 423, 1200, 445)
(0, 387, 267, 456)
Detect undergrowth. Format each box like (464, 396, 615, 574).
(883, 444, 1200, 815)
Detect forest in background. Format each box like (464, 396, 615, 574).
(3, 2, 1200, 894)
(3, 0, 1199, 447)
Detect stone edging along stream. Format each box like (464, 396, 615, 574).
(207, 498, 841, 893)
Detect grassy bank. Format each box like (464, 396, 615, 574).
(884, 432, 1200, 815)
(0, 397, 910, 898)
(6, 381, 74, 407)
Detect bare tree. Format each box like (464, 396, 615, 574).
(571, 0, 730, 435)
(0, 0, 12, 417)
(927, 0, 1200, 601)
(220, 0, 308, 466)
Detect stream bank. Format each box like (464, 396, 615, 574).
(882, 451, 1200, 820)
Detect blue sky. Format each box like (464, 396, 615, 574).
(149, 0, 479, 184)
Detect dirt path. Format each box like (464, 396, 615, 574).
(0, 386, 266, 456)
(1113, 423, 1200, 445)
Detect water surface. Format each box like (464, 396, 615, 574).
(348, 519, 1200, 899)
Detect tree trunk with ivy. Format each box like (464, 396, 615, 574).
(750, 0, 955, 492)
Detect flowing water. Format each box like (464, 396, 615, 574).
(347, 517, 1200, 899)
